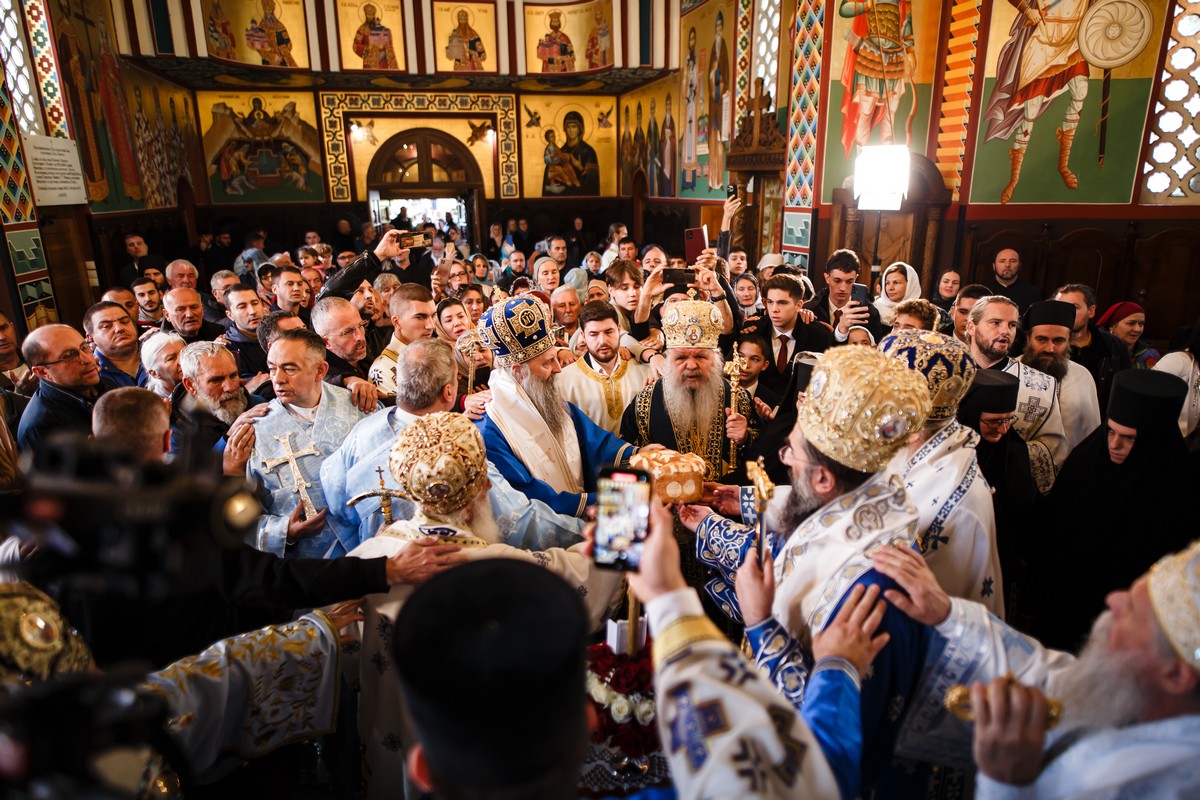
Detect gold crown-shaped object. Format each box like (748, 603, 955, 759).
(1148, 539, 1200, 673)
(879, 330, 977, 422)
(797, 345, 932, 473)
(388, 412, 489, 517)
(662, 290, 723, 350)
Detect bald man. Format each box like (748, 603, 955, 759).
(17, 324, 114, 450)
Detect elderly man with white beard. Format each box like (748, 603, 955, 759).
(169, 340, 268, 474)
(477, 296, 637, 517)
(344, 411, 623, 800)
(879, 329, 1005, 618)
(1020, 299, 1101, 453)
(619, 292, 756, 482)
(870, 538, 1200, 799)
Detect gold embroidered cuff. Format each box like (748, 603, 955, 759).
(653, 614, 725, 669)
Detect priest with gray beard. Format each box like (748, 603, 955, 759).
(478, 296, 637, 518)
(620, 292, 756, 483)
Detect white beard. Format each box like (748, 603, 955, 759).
(661, 353, 724, 444)
(439, 491, 503, 546)
(513, 364, 568, 435)
(1055, 612, 1152, 732)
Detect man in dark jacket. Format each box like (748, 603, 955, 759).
(1055, 283, 1131, 415)
(169, 340, 267, 471)
(803, 248, 886, 343)
(742, 275, 833, 392)
(17, 325, 115, 451)
(161, 288, 228, 344)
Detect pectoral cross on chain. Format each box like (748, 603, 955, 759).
(262, 433, 321, 518)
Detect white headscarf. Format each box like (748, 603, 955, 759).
(874, 262, 921, 325)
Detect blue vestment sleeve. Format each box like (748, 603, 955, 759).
(318, 440, 360, 552)
(481, 421, 591, 517)
(571, 404, 635, 472)
(804, 661, 864, 800)
(487, 463, 585, 551)
(745, 617, 811, 708)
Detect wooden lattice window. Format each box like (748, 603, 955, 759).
(753, 0, 781, 109)
(1140, 0, 1200, 204)
(0, 0, 44, 135)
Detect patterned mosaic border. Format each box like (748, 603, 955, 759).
(932, 0, 982, 202)
(20, 0, 69, 139)
(0, 81, 37, 224)
(735, 0, 752, 121)
(319, 92, 519, 201)
(783, 0, 822, 268)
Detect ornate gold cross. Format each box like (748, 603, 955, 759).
(261, 433, 321, 518)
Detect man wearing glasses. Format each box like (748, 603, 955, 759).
(17, 324, 115, 450)
(311, 296, 385, 413)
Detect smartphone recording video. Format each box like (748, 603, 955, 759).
(593, 467, 652, 571)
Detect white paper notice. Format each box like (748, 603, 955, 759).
(22, 134, 88, 206)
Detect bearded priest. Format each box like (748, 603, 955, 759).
(620, 291, 757, 483)
(477, 296, 636, 517)
(345, 412, 623, 800)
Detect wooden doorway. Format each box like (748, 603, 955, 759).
(367, 128, 485, 242)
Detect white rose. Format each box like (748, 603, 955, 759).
(586, 674, 609, 704)
(635, 698, 655, 726)
(610, 696, 634, 724)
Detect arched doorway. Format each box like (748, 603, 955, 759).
(367, 128, 486, 244)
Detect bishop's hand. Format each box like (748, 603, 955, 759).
(734, 549, 775, 626)
(676, 503, 713, 532)
(811, 583, 890, 677)
(971, 678, 1050, 787)
(725, 407, 748, 444)
(870, 543, 951, 626)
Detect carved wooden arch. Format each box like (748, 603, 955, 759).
(366, 127, 485, 193)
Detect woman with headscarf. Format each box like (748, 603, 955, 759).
(1097, 301, 1160, 369)
(873, 261, 921, 327)
(1020, 370, 1192, 650)
(434, 297, 492, 420)
(483, 222, 506, 263)
(957, 370, 1037, 620)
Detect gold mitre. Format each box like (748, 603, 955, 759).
(662, 290, 722, 350)
(1147, 539, 1200, 672)
(797, 345, 931, 473)
(388, 412, 489, 517)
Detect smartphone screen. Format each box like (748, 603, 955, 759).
(593, 468, 652, 571)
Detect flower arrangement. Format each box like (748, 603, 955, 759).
(585, 641, 660, 760)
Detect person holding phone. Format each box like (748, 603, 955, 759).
(803, 249, 885, 344)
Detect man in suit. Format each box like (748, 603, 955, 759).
(804, 248, 885, 343)
(742, 275, 831, 393)
(734, 335, 781, 413)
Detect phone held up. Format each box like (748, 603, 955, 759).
(593, 466, 653, 572)
(398, 232, 432, 249)
(683, 224, 709, 266)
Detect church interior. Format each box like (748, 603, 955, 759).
(0, 0, 1196, 336)
(5, 0, 1200, 797)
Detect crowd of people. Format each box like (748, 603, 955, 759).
(1, 198, 1199, 799)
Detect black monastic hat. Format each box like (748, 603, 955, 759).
(1024, 300, 1076, 331)
(392, 559, 589, 790)
(1107, 369, 1187, 432)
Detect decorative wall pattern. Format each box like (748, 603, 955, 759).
(19, 0, 69, 138)
(782, 0, 822, 269)
(734, 0, 751, 121)
(1139, 0, 1200, 205)
(0, 89, 35, 224)
(321, 92, 518, 200)
(932, 0, 982, 201)
(0, 77, 57, 331)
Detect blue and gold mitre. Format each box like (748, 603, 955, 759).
(879, 329, 977, 422)
(478, 296, 556, 368)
